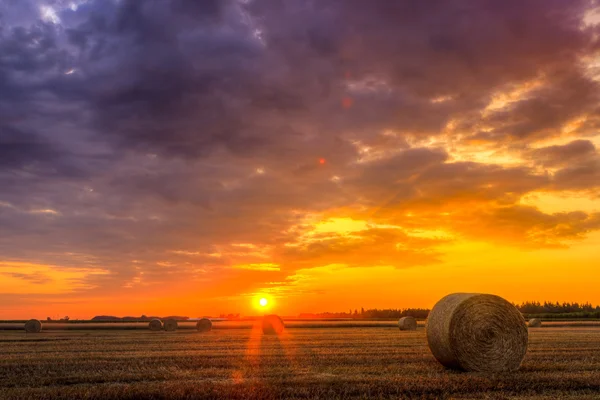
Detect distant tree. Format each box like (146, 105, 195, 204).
(515, 301, 600, 314)
(312, 307, 430, 319)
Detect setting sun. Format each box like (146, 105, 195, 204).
(253, 294, 273, 311)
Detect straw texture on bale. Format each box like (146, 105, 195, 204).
(24, 319, 42, 333)
(528, 318, 542, 328)
(262, 314, 284, 334)
(149, 319, 163, 331)
(164, 319, 178, 331)
(426, 293, 528, 372)
(196, 318, 212, 332)
(398, 316, 417, 331)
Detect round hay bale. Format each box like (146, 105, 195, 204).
(196, 318, 212, 332)
(426, 293, 528, 372)
(164, 318, 178, 332)
(398, 316, 417, 331)
(149, 319, 163, 331)
(528, 318, 542, 328)
(262, 314, 284, 335)
(24, 319, 42, 333)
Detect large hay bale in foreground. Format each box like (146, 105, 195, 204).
(398, 316, 417, 331)
(528, 318, 542, 328)
(262, 314, 284, 335)
(196, 318, 212, 332)
(24, 319, 42, 333)
(149, 319, 163, 331)
(164, 319, 178, 331)
(426, 293, 528, 372)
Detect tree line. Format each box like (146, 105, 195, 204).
(300, 307, 430, 319)
(304, 302, 600, 319)
(515, 301, 600, 314)
(79, 301, 600, 322)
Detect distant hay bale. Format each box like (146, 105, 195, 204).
(164, 318, 178, 331)
(426, 293, 528, 372)
(196, 318, 212, 332)
(528, 318, 542, 328)
(262, 314, 284, 335)
(24, 319, 42, 333)
(149, 319, 163, 331)
(398, 316, 417, 331)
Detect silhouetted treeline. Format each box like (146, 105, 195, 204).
(300, 308, 430, 319)
(514, 301, 600, 314)
(91, 315, 190, 321)
(83, 302, 600, 322)
(302, 302, 600, 320)
(218, 313, 241, 320)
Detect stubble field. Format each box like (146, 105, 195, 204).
(1, 325, 600, 399)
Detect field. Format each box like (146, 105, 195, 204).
(1, 324, 600, 399)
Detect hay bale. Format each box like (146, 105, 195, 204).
(398, 316, 417, 331)
(426, 293, 528, 372)
(262, 314, 284, 335)
(196, 318, 212, 332)
(528, 318, 542, 328)
(164, 318, 178, 331)
(24, 319, 42, 333)
(149, 318, 163, 331)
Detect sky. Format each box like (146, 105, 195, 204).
(1, 0, 600, 319)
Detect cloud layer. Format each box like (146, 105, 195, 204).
(1, 0, 600, 314)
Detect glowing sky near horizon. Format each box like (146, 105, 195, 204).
(1, 0, 600, 319)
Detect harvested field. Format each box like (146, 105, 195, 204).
(1, 325, 599, 399)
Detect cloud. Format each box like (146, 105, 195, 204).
(2, 271, 52, 285)
(553, 156, 600, 191)
(1, 0, 600, 312)
(526, 140, 597, 167)
(277, 226, 446, 270)
(460, 205, 600, 248)
(520, 140, 600, 192)
(479, 71, 600, 142)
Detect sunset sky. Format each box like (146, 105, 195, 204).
(1, 0, 600, 319)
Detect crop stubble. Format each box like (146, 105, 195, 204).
(0, 326, 599, 399)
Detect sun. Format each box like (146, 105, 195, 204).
(253, 295, 273, 311)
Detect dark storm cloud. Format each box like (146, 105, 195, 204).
(54, 0, 281, 159)
(0, 19, 63, 171)
(246, 0, 599, 142)
(37, 0, 595, 159)
(0, 126, 58, 168)
(4, 0, 599, 163)
(1, 0, 600, 298)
